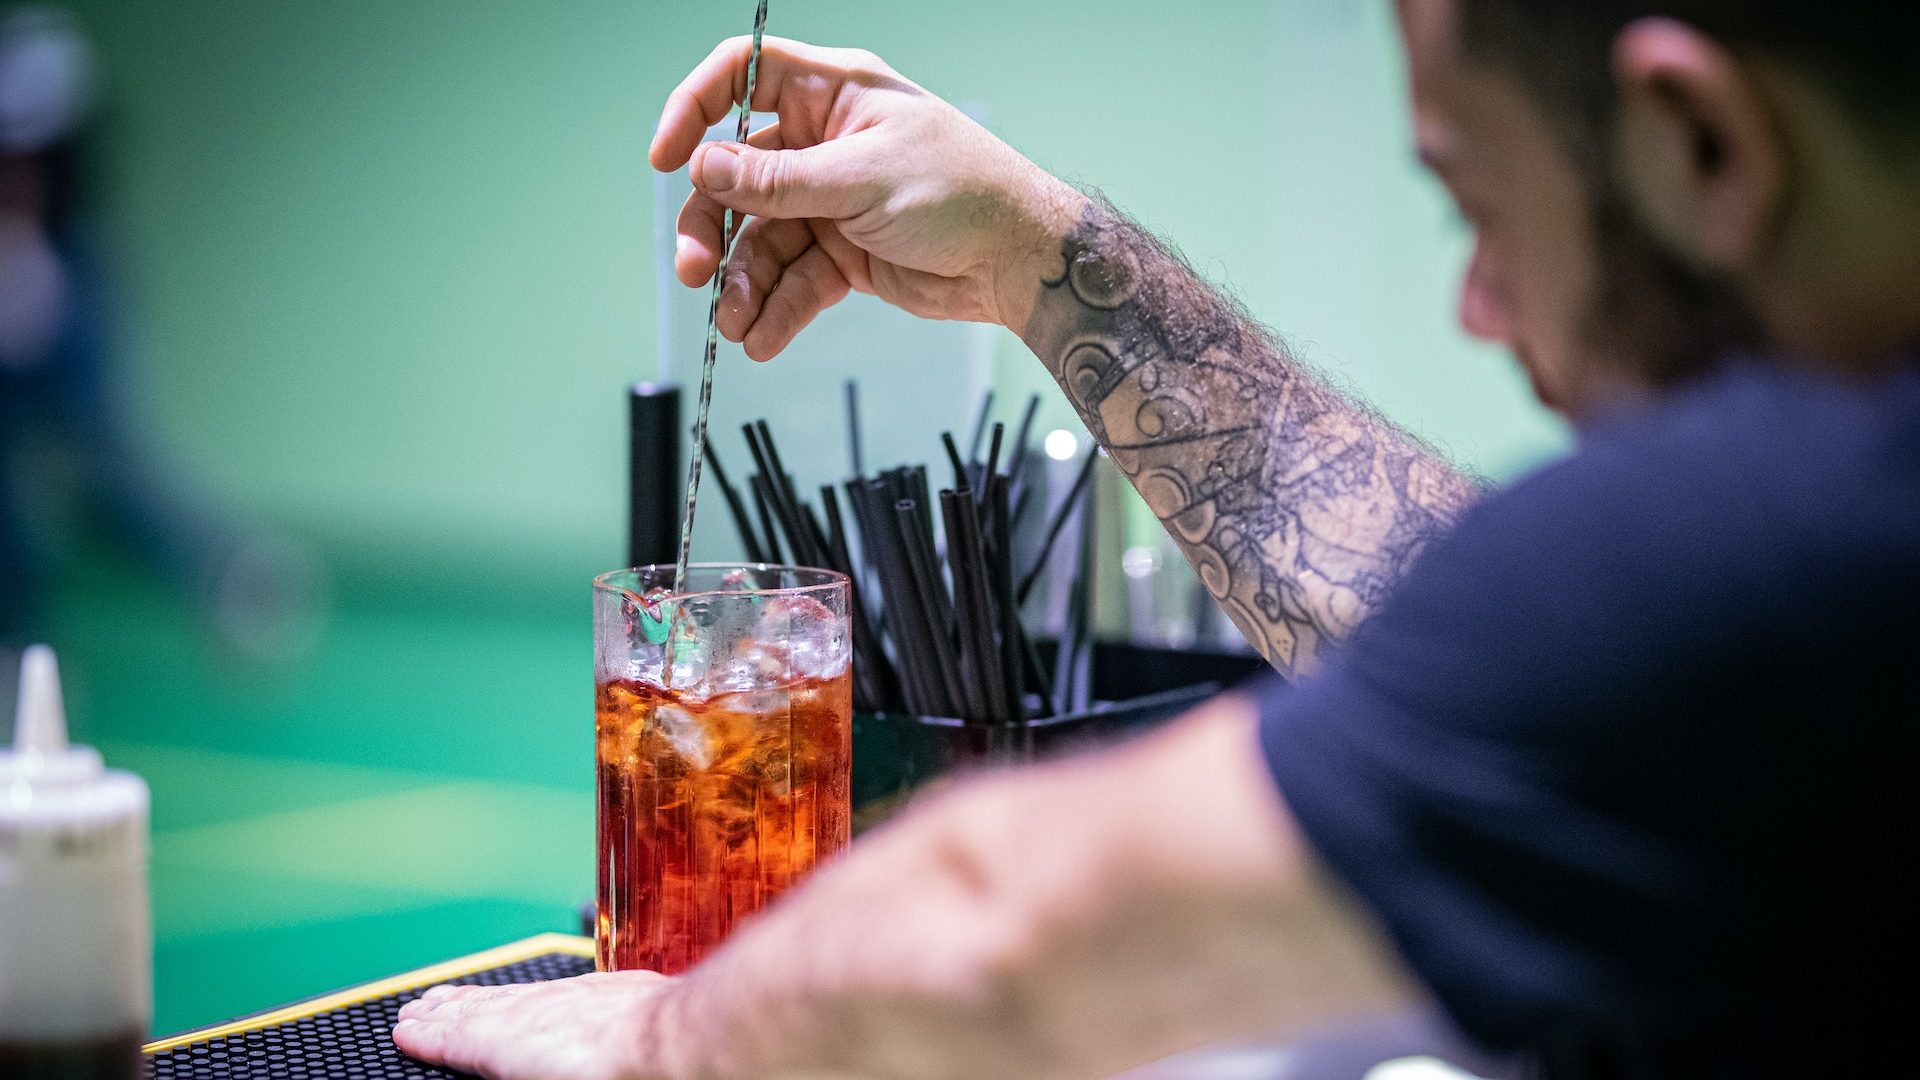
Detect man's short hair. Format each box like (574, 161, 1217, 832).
(1455, 1, 1920, 164)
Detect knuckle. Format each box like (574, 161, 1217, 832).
(756, 150, 791, 200)
(727, 248, 758, 293)
(780, 273, 823, 318)
(837, 46, 885, 73)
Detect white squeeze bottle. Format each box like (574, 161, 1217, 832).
(0, 645, 151, 1079)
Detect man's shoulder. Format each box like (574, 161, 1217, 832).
(1399, 361, 1920, 650)
(1579, 360, 1920, 496)
(1497, 360, 1920, 558)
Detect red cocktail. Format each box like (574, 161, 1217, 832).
(593, 565, 852, 974)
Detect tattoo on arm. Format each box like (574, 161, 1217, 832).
(1021, 200, 1483, 677)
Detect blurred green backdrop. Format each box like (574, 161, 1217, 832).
(35, 0, 1566, 1035)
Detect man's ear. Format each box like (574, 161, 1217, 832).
(1611, 17, 1787, 272)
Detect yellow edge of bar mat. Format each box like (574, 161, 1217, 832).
(144, 933, 596, 1054)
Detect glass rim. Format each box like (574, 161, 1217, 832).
(593, 562, 849, 603)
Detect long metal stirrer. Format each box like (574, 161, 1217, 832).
(673, 0, 768, 597)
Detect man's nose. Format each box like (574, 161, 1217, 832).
(1458, 244, 1512, 344)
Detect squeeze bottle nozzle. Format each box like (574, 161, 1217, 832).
(2, 643, 104, 785)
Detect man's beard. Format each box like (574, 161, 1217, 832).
(1580, 176, 1769, 387)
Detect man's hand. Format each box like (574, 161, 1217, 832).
(650, 36, 1085, 359)
(392, 972, 676, 1080)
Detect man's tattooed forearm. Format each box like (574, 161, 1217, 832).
(1021, 201, 1482, 677)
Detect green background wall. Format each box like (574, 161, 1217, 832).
(34, 0, 1566, 1035)
(61, 0, 1563, 580)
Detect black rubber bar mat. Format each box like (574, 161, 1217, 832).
(144, 933, 595, 1079)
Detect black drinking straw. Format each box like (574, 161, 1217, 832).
(1016, 447, 1100, 605)
(870, 481, 948, 715)
(821, 486, 856, 580)
(979, 422, 1004, 502)
(907, 466, 939, 555)
(804, 501, 835, 568)
(895, 498, 971, 718)
(966, 389, 996, 464)
(750, 478, 784, 564)
(701, 436, 765, 564)
(1052, 557, 1081, 714)
(752, 472, 805, 566)
(938, 490, 989, 720)
(740, 424, 787, 537)
(941, 432, 970, 494)
(986, 474, 1025, 723)
(1066, 478, 1097, 712)
(741, 422, 778, 501)
(817, 483, 894, 710)
(1009, 483, 1035, 531)
(845, 379, 865, 478)
(1021, 624, 1058, 718)
(1006, 393, 1041, 487)
(754, 420, 835, 567)
(841, 481, 912, 712)
(742, 422, 815, 566)
(754, 420, 798, 507)
(892, 533, 952, 714)
(951, 490, 1008, 721)
(940, 490, 995, 720)
(1054, 540, 1088, 714)
(844, 480, 921, 713)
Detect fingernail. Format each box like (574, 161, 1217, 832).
(699, 144, 740, 191)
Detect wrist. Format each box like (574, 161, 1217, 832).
(637, 948, 821, 1080)
(991, 170, 1087, 335)
(632, 976, 718, 1080)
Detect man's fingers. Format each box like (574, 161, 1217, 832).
(690, 135, 882, 221)
(675, 192, 729, 287)
(650, 35, 847, 171)
(745, 119, 785, 152)
(392, 1018, 439, 1056)
(743, 243, 851, 361)
(393, 1016, 474, 1072)
(673, 123, 786, 289)
(676, 134, 881, 286)
(717, 216, 816, 341)
(809, 218, 875, 296)
(398, 982, 534, 1021)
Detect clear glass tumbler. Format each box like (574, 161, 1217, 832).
(593, 564, 852, 974)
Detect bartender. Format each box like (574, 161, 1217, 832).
(395, 1, 1913, 1075)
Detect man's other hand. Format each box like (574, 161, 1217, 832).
(650, 36, 1085, 359)
(393, 972, 676, 1080)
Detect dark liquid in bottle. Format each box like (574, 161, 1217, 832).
(0, 1029, 143, 1080)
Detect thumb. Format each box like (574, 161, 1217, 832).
(691, 138, 878, 221)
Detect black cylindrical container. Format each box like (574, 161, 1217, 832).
(627, 383, 682, 568)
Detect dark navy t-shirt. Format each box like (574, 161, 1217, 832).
(1255, 361, 1917, 1077)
